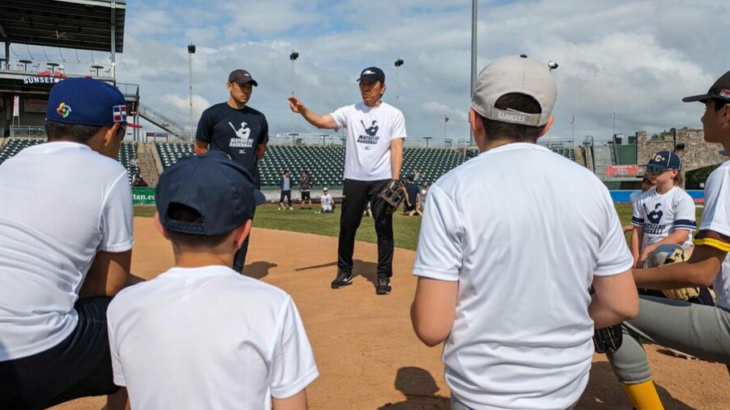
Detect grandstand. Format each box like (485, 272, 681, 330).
(154, 143, 477, 188)
(0, 138, 140, 184)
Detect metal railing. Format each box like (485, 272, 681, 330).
(9, 126, 46, 139)
(0, 60, 115, 78)
(137, 103, 190, 141)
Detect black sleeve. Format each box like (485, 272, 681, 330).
(260, 115, 270, 145)
(195, 107, 213, 143)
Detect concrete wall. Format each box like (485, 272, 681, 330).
(636, 128, 724, 173)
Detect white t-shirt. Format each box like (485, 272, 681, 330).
(330, 102, 407, 181)
(698, 161, 730, 311)
(0, 142, 134, 361)
(413, 143, 633, 410)
(107, 266, 318, 410)
(631, 187, 696, 250)
(321, 194, 333, 208)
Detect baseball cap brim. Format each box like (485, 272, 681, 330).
(231, 78, 259, 87)
(253, 190, 266, 205)
(682, 93, 714, 103)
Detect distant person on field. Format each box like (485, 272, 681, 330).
(623, 174, 655, 234)
(413, 169, 421, 184)
(320, 187, 334, 213)
(403, 175, 422, 216)
(131, 173, 148, 187)
(300, 170, 313, 210)
(194, 69, 269, 274)
(410, 55, 638, 410)
(0, 78, 142, 410)
(420, 183, 430, 212)
(279, 170, 293, 210)
(630, 151, 696, 268)
(107, 151, 318, 410)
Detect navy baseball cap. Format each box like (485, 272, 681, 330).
(358, 67, 385, 83)
(46, 78, 141, 128)
(647, 150, 682, 170)
(682, 70, 730, 103)
(156, 151, 265, 236)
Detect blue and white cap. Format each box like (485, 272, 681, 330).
(647, 150, 682, 170)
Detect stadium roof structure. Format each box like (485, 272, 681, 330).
(0, 0, 127, 53)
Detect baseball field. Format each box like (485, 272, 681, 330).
(52, 204, 729, 410)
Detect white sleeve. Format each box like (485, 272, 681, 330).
(390, 111, 407, 140)
(700, 166, 730, 237)
(99, 172, 135, 252)
(673, 191, 697, 231)
(107, 307, 126, 387)
(631, 197, 644, 227)
(330, 106, 349, 129)
(595, 188, 634, 276)
(412, 184, 463, 281)
(268, 297, 319, 399)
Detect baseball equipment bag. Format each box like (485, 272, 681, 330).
(651, 244, 715, 306)
(380, 179, 405, 214)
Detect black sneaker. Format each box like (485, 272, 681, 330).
(376, 277, 391, 295)
(331, 271, 353, 289)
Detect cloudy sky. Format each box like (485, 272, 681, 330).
(16, 0, 729, 145)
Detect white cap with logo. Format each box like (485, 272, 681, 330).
(471, 55, 557, 127)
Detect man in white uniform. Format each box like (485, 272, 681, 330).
(289, 66, 406, 295)
(107, 151, 318, 410)
(0, 78, 140, 410)
(409, 55, 639, 410)
(607, 70, 730, 410)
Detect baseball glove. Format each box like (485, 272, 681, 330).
(651, 244, 715, 305)
(380, 179, 405, 214)
(593, 324, 623, 354)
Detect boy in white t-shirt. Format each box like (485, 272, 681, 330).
(320, 187, 334, 213)
(0, 78, 141, 410)
(607, 70, 730, 410)
(289, 66, 407, 295)
(410, 55, 639, 410)
(107, 151, 318, 410)
(631, 151, 696, 268)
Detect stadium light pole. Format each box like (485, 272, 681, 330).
(187, 43, 196, 141)
(394, 58, 404, 109)
(470, 0, 478, 146)
(290, 50, 299, 134)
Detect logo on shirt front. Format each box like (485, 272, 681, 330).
(228, 121, 254, 148)
(644, 203, 666, 234)
(357, 120, 380, 146)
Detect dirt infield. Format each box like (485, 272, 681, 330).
(52, 218, 730, 410)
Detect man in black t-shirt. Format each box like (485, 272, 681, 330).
(195, 69, 269, 273)
(403, 175, 422, 216)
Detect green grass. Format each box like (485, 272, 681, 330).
(135, 203, 704, 252)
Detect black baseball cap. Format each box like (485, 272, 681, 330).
(156, 151, 265, 236)
(357, 67, 385, 83)
(228, 69, 258, 87)
(682, 70, 730, 103)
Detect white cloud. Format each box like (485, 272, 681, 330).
(114, 0, 727, 145)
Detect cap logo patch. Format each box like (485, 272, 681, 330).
(363, 70, 375, 75)
(243, 73, 250, 77)
(56, 102, 71, 118)
(720, 89, 730, 98)
(113, 105, 128, 123)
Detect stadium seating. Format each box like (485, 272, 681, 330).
(154, 144, 472, 187)
(0, 139, 45, 165)
(550, 148, 576, 161)
(0, 139, 141, 185)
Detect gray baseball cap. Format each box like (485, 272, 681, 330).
(471, 55, 557, 127)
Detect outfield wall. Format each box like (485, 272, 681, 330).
(132, 188, 707, 206)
